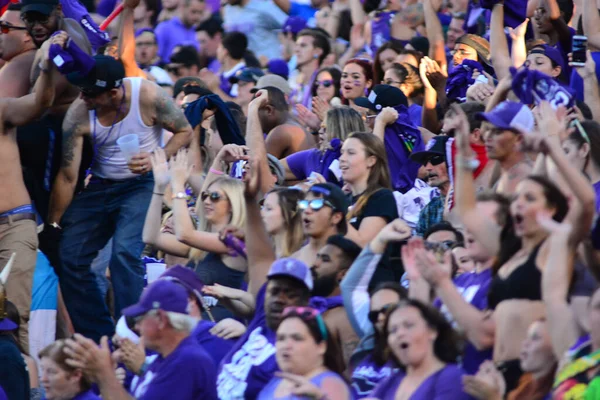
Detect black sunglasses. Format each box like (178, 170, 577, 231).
(298, 198, 335, 212)
(368, 304, 394, 324)
(424, 155, 445, 166)
(0, 23, 27, 34)
(314, 79, 333, 88)
(201, 191, 225, 202)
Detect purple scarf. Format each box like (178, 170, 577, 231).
(319, 138, 343, 184)
(60, 0, 110, 52)
(510, 67, 575, 109)
(49, 32, 95, 76)
(384, 105, 424, 193)
(446, 59, 483, 103)
(310, 295, 344, 313)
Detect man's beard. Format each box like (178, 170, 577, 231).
(312, 273, 338, 297)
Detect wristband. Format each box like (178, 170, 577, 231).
(209, 168, 224, 175)
(153, 191, 164, 196)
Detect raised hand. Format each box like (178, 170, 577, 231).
(64, 334, 114, 383)
(413, 242, 451, 287)
(375, 107, 399, 126)
(215, 144, 250, 164)
(119, 338, 146, 375)
(151, 147, 170, 191)
(312, 96, 331, 122)
(243, 158, 261, 199)
(276, 372, 327, 399)
(295, 104, 322, 131)
(249, 89, 269, 110)
(507, 18, 529, 40)
(169, 148, 192, 188)
(209, 318, 247, 339)
(445, 104, 472, 154)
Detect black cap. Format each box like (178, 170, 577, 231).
(66, 55, 125, 96)
(409, 135, 450, 165)
(354, 84, 408, 111)
(21, 0, 58, 15)
(229, 67, 264, 84)
(326, 235, 362, 261)
(168, 46, 200, 67)
(309, 183, 350, 217)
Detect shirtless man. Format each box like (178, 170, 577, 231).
(256, 85, 316, 159)
(292, 183, 348, 266)
(0, 3, 37, 98)
(0, 33, 57, 351)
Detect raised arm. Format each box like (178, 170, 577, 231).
(583, 0, 600, 49)
(490, 3, 513, 81)
(546, 0, 573, 52)
(422, 0, 446, 69)
(117, 0, 148, 78)
(509, 19, 529, 69)
(348, 0, 367, 25)
(150, 83, 193, 157)
(573, 52, 600, 123)
(47, 100, 88, 225)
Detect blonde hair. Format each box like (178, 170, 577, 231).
(267, 188, 305, 257)
(189, 177, 246, 261)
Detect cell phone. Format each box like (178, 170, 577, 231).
(571, 35, 588, 66)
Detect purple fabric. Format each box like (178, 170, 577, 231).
(72, 390, 102, 399)
(569, 52, 600, 102)
(60, 0, 110, 52)
(433, 269, 493, 374)
(258, 371, 348, 399)
(369, 11, 395, 57)
(155, 18, 200, 63)
(49, 33, 95, 76)
(217, 284, 279, 400)
(594, 181, 600, 212)
(130, 336, 217, 399)
(309, 295, 344, 313)
(351, 356, 400, 398)
(193, 320, 236, 367)
(384, 105, 424, 193)
(285, 139, 343, 185)
(208, 58, 221, 74)
(510, 67, 575, 109)
(478, 0, 526, 28)
(95, 0, 117, 17)
(0, 387, 7, 400)
(371, 365, 470, 400)
(219, 63, 246, 97)
(408, 104, 422, 127)
(446, 59, 483, 103)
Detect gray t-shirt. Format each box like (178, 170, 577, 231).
(223, 0, 288, 60)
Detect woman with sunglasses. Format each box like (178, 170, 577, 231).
(383, 62, 424, 127)
(258, 306, 350, 400)
(311, 67, 342, 107)
(282, 107, 366, 185)
(368, 299, 468, 399)
(143, 149, 247, 321)
(341, 58, 374, 111)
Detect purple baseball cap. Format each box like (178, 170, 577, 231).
(476, 101, 534, 133)
(0, 317, 17, 332)
(530, 44, 565, 71)
(267, 258, 314, 291)
(267, 59, 289, 80)
(159, 265, 206, 310)
(122, 280, 188, 318)
(282, 16, 307, 35)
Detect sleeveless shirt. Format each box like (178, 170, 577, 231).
(88, 78, 162, 180)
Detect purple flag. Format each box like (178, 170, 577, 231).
(510, 67, 575, 109)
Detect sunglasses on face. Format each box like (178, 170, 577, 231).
(368, 304, 394, 324)
(21, 12, 50, 26)
(0, 23, 27, 34)
(314, 79, 333, 88)
(201, 191, 225, 202)
(424, 155, 445, 166)
(424, 240, 455, 253)
(298, 198, 335, 212)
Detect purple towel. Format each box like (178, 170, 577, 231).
(49, 32, 95, 76)
(478, 0, 527, 28)
(510, 67, 575, 109)
(446, 59, 483, 103)
(310, 295, 344, 313)
(60, 0, 109, 52)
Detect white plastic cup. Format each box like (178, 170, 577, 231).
(146, 263, 167, 284)
(116, 134, 140, 161)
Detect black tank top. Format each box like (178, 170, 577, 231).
(487, 243, 544, 310)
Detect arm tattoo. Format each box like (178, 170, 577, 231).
(155, 87, 189, 134)
(62, 119, 77, 168)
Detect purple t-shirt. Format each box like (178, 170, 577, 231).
(0, 386, 7, 400)
(217, 284, 278, 400)
(130, 336, 217, 399)
(72, 390, 102, 400)
(258, 370, 347, 399)
(371, 364, 469, 400)
(351, 356, 400, 399)
(433, 269, 493, 374)
(193, 319, 236, 367)
(408, 104, 422, 128)
(285, 142, 343, 185)
(155, 18, 200, 63)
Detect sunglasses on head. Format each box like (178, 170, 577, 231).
(425, 155, 445, 166)
(298, 198, 335, 212)
(314, 79, 333, 88)
(282, 306, 328, 340)
(0, 23, 27, 34)
(368, 304, 394, 324)
(201, 191, 224, 202)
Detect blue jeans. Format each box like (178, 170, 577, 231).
(59, 174, 153, 342)
(91, 238, 112, 298)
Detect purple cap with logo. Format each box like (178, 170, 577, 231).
(530, 44, 565, 71)
(282, 16, 308, 35)
(267, 258, 314, 291)
(122, 280, 188, 318)
(159, 265, 206, 310)
(476, 100, 534, 133)
(267, 59, 290, 80)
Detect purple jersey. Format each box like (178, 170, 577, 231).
(217, 284, 278, 399)
(351, 356, 400, 398)
(371, 364, 470, 399)
(193, 320, 236, 366)
(130, 336, 217, 399)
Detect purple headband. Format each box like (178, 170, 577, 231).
(135, 28, 155, 38)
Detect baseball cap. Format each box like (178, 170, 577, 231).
(267, 59, 289, 80)
(456, 34, 491, 67)
(66, 55, 125, 96)
(121, 280, 188, 318)
(21, 0, 58, 15)
(267, 154, 285, 185)
(251, 74, 292, 95)
(168, 46, 200, 67)
(159, 265, 207, 310)
(267, 258, 314, 291)
(229, 67, 264, 84)
(476, 101, 534, 133)
(410, 135, 450, 165)
(326, 235, 362, 261)
(282, 16, 307, 35)
(355, 84, 408, 111)
(530, 44, 565, 71)
(309, 183, 350, 217)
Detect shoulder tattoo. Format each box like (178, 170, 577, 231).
(155, 86, 190, 134)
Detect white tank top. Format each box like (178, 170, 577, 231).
(89, 77, 162, 180)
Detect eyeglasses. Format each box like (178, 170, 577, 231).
(21, 12, 51, 26)
(424, 240, 455, 252)
(298, 198, 335, 211)
(450, 49, 475, 57)
(314, 79, 333, 88)
(201, 191, 225, 202)
(368, 304, 394, 324)
(282, 306, 328, 340)
(0, 23, 27, 34)
(424, 155, 445, 166)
